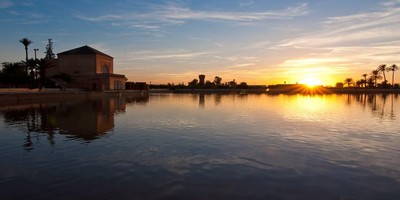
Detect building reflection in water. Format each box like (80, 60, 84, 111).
(0, 94, 149, 150)
(199, 93, 205, 108)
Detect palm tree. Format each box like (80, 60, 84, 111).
(367, 77, 375, 88)
(387, 64, 399, 87)
(362, 74, 368, 87)
(355, 80, 362, 88)
(19, 38, 33, 62)
(370, 70, 382, 87)
(344, 78, 354, 87)
(377, 64, 387, 86)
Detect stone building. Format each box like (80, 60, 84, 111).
(46, 45, 127, 91)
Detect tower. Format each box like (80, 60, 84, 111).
(199, 74, 205, 86)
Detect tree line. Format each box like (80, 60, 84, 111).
(0, 38, 57, 89)
(340, 64, 399, 88)
(150, 76, 250, 90)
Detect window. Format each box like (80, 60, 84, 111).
(102, 65, 109, 73)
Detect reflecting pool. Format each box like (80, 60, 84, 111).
(0, 93, 399, 199)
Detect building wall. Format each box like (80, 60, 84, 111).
(109, 76, 126, 90)
(46, 51, 126, 91)
(95, 55, 113, 74)
(57, 54, 97, 76)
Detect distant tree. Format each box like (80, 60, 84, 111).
(377, 64, 387, 87)
(213, 76, 222, 86)
(367, 77, 375, 88)
(237, 82, 248, 89)
(355, 80, 362, 88)
(44, 39, 56, 59)
(19, 38, 32, 63)
(188, 79, 198, 87)
(360, 79, 367, 88)
(228, 79, 237, 88)
(362, 74, 368, 87)
(23, 58, 39, 88)
(204, 80, 213, 88)
(344, 78, 354, 87)
(387, 64, 399, 87)
(370, 70, 382, 87)
(36, 58, 55, 89)
(0, 62, 29, 85)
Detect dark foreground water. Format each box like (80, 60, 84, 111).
(0, 93, 399, 200)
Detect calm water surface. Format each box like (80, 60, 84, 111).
(0, 93, 399, 200)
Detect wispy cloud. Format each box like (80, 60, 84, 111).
(76, 3, 308, 31)
(272, 0, 400, 75)
(274, 1, 400, 49)
(239, 1, 255, 7)
(118, 49, 213, 61)
(0, 1, 12, 8)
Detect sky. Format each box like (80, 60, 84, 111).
(1, 0, 400, 86)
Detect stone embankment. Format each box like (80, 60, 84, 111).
(0, 88, 147, 106)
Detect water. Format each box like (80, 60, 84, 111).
(0, 93, 399, 200)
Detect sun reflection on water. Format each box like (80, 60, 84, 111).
(278, 94, 340, 122)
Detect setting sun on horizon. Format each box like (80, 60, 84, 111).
(301, 77, 323, 87)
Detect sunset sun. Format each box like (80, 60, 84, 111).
(302, 77, 322, 87)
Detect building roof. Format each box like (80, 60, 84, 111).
(58, 45, 113, 58)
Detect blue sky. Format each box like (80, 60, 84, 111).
(1, 0, 400, 85)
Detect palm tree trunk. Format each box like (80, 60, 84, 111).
(25, 47, 28, 62)
(392, 70, 395, 87)
(25, 47, 28, 74)
(364, 77, 367, 87)
(383, 71, 386, 84)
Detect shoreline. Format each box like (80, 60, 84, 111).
(149, 88, 400, 94)
(0, 88, 148, 106)
(0, 87, 399, 106)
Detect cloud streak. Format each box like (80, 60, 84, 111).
(275, 1, 400, 49)
(76, 3, 308, 30)
(0, 1, 12, 8)
(272, 0, 400, 77)
(118, 49, 213, 61)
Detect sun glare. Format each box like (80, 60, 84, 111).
(302, 77, 322, 87)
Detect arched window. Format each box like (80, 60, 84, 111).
(102, 65, 109, 73)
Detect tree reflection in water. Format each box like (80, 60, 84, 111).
(351, 93, 397, 120)
(0, 94, 149, 151)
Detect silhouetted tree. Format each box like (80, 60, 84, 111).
(387, 64, 399, 87)
(188, 79, 198, 87)
(0, 62, 29, 85)
(228, 79, 237, 88)
(19, 38, 33, 75)
(36, 58, 54, 90)
(214, 76, 222, 86)
(370, 70, 381, 87)
(44, 39, 56, 59)
(367, 77, 375, 88)
(362, 74, 368, 87)
(237, 82, 248, 89)
(23, 58, 38, 88)
(344, 78, 354, 87)
(356, 80, 362, 88)
(204, 80, 213, 88)
(377, 64, 387, 87)
(19, 38, 32, 63)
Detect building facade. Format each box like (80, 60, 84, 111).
(46, 45, 127, 91)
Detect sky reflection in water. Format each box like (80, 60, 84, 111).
(0, 93, 399, 200)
